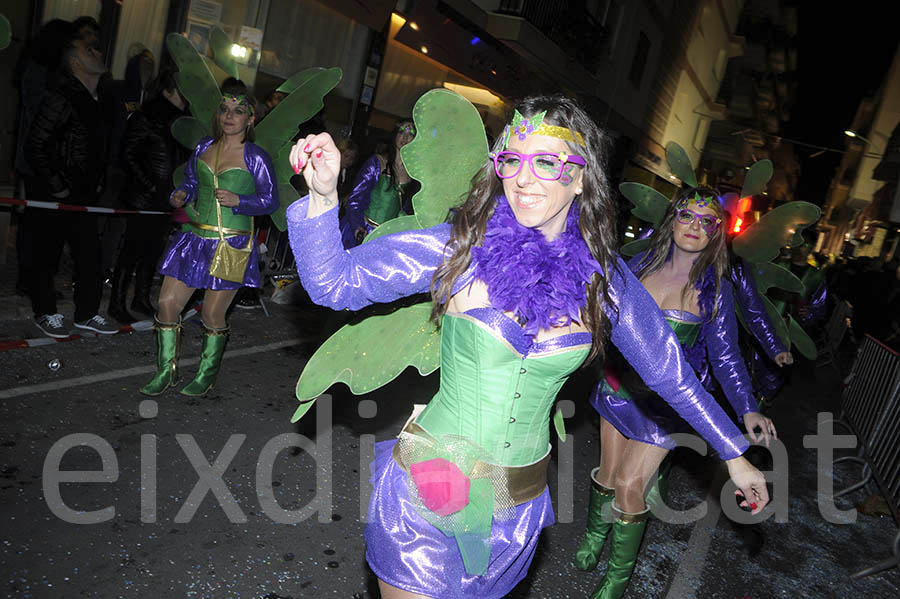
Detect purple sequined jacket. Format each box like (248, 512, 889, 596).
(171, 136, 278, 217)
(286, 197, 749, 459)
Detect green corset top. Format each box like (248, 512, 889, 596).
(183, 161, 256, 238)
(661, 309, 702, 347)
(415, 312, 591, 467)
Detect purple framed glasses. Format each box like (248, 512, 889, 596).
(491, 151, 586, 181)
(675, 207, 722, 237)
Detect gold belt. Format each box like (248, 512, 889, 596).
(189, 221, 251, 236)
(392, 421, 550, 506)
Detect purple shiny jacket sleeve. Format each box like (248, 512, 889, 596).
(233, 142, 279, 216)
(733, 264, 788, 360)
(801, 283, 828, 326)
(705, 280, 758, 417)
(286, 196, 453, 311)
(606, 258, 749, 459)
(344, 155, 382, 232)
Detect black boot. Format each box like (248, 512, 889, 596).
(131, 263, 156, 316)
(108, 267, 135, 324)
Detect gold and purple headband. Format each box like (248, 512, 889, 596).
(221, 93, 254, 115)
(501, 110, 585, 150)
(675, 192, 716, 210)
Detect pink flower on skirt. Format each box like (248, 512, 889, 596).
(409, 457, 471, 516)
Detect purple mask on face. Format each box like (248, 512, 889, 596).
(675, 206, 722, 237)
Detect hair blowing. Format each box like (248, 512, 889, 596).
(429, 94, 620, 363)
(635, 186, 729, 319)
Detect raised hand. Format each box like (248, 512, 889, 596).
(289, 132, 340, 216)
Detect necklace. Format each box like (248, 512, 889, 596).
(471, 197, 598, 337)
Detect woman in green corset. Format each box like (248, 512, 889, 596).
(579, 186, 778, 598)
(286, 95, 769, 599)
(340, 119, 419, 247)
(141, 78, 278, 397)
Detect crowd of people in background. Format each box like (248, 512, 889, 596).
(5, 14, 897, 362)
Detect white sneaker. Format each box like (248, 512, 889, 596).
(35, 313, 71, 339)
(74, 314, 119, 335)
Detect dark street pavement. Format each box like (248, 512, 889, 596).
(0, 257, 898, 598)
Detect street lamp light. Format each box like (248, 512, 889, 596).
(844, 129, 873, 144)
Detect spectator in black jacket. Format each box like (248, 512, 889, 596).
(108, 69, 187, 323)
(25, 29, 118, 337)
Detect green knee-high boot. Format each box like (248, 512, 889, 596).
(590, 506, 650, 599)
(140, 317, 182, 396)
(180, 323, 229, 397)
(574, 468, 616, 571)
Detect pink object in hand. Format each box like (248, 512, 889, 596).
(604, 366, 621, 392)
(409, 458, 471, 516)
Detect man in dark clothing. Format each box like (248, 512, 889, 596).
(25, 31, 119, 337)
(107, 69, 187, 323)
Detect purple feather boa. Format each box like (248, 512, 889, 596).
(470, 197, 598, 337)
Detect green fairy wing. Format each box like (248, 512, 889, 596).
(292, 89, 487, 420)
(208, 26, 239, 79)
(734, 201, 821, 357)
(166, 32, 218, 148)
(665, 142, 698, 187)
(741, 160, 774, 198)
(619, 182, 670, 228)
(255, 67, 343, 231)
(0, 14, 11, 50)
(292, 303, 441, 421)
(732, 202, 820, 263)
(403, 88, 489, 227)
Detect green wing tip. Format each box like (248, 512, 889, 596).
(290, 399, 316, 423)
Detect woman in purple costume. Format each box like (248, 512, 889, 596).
(287, 96, 769, 599)
(339, 119, 418, 247)
(575, 187, 780, 598)
(140, 78, 277, 397)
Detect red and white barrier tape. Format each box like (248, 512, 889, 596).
(0, 197, 170, 215)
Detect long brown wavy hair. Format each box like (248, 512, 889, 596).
(634, 186, 729, 318)
(429, 95, 620, 363)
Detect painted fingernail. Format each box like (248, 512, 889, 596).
(304, 144, 311, 152)
(293, 161, 300, 174)
(315, 150, 322, 158)
(750, 502, 758, 510)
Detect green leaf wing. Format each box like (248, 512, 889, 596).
(292, 303, 441, 421)
(166, 33, 220, 132)
(0, 14, 11, 50)
(665, 142, 697, 187)
(171, 115, 211, 151)
(276, 67, 327, 94)
(403, 88, 488, 228)
(619, 182, 670, 227)
(741, 160, 773, 198)
(760, 294, 790, 349)
(751, 262, 803, 295)
(788, 315, 817, 359)
(733, 202, 820, 263)
(256, 67, 343, 231)
(208, 26, 239, 79)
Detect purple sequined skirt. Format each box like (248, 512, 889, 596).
(364, 439, 554, 599)
(589, 380, 687, 450)
(159, 230, 262, 290)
